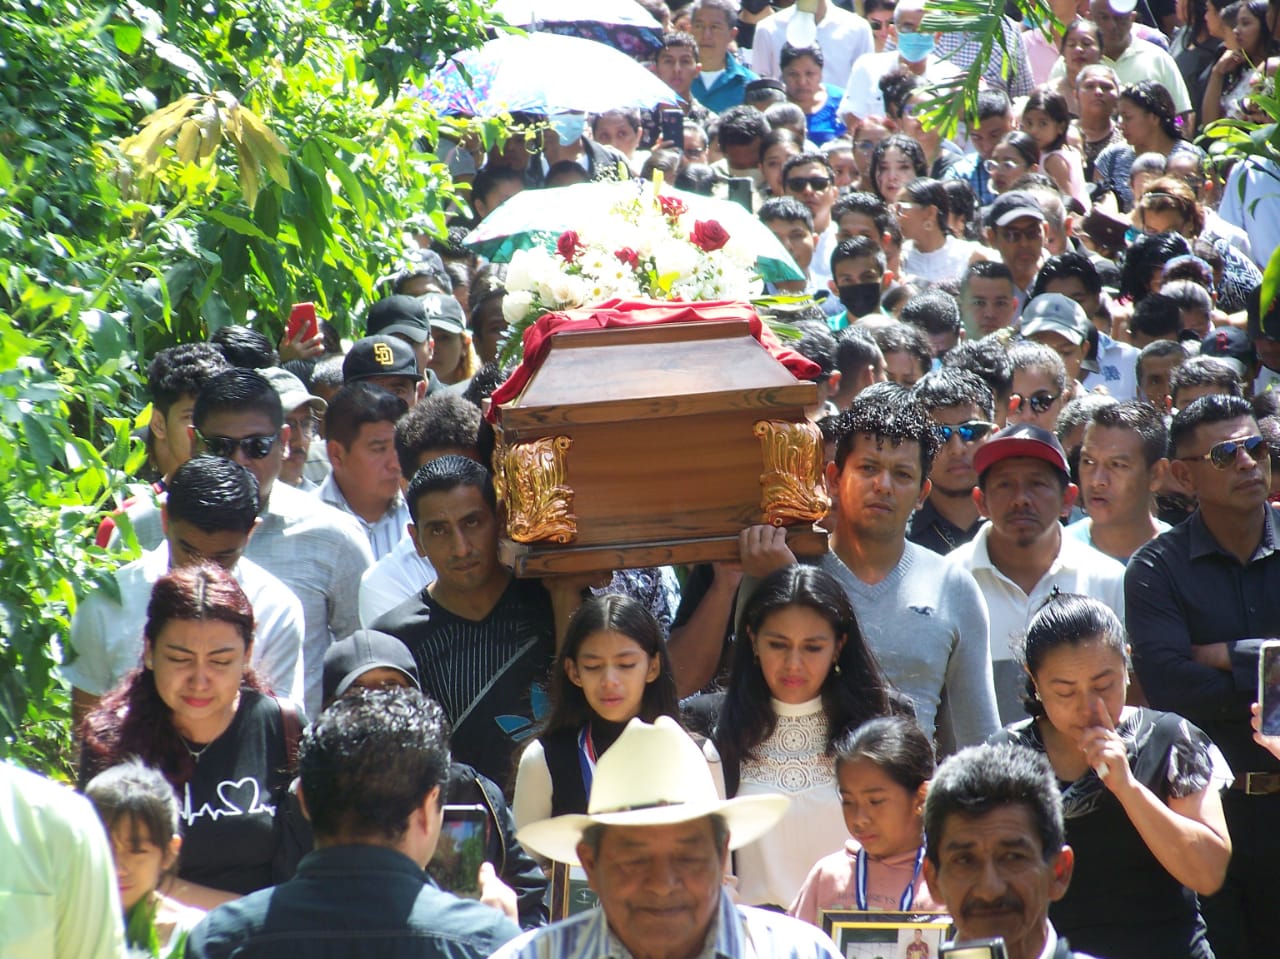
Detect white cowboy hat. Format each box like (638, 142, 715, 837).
(516, 716, 790, 866)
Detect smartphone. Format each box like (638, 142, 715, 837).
(1258, 640, 1280, 736)
(660, 109, 684, 149)
(941, 938, 1009, 959)
(727, 176, 754, 211)
(285, 302, 318, 344)
(427, 804, 491, 898)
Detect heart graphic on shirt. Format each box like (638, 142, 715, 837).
(216, 777, 262, 817)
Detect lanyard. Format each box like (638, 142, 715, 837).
(855, 844, 926, 912)
(577, 725, 599, 797)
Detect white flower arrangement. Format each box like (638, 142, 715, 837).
(500, 189, 762, 352)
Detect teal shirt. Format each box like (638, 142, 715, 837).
(692, 54, 756, 113)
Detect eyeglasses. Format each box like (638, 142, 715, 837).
(984, 158, 1027, 173)
(786, 175, 833, 193)
(194, 429, 280, 460)
(853, 139, 879, 153)
(935, 420, 997, 443)
(893, 200, 923, 213)
(1178, 434, 1269, 469)
(286, 416, 317, 439)
(1008, 390, 1060, 414)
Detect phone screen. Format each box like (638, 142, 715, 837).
(727, 177, 754, 211)
(428, 805, 490, 898)
(1259, 641, 1280, 736)
(661, 109, 684, 148)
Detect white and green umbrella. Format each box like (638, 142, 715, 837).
(463, 179, 804, 285)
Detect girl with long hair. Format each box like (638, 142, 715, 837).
(512, 594, 682, 828)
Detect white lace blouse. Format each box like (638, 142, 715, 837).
(733, 697, 849, 908)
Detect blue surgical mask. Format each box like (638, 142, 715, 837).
(897, 32, 935, 63)
(550, 113, 586, 144)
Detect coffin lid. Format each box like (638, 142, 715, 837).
(493, 318, 818, 431)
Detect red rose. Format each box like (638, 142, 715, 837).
(658, 195, 688, 219)
(614, 247, 640, 268)
(557, 230, 583, 262)
(690, 219, 729, 252)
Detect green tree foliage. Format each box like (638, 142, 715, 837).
(0, 0, 498, 772)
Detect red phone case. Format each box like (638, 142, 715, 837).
(286, 302, 318, 342)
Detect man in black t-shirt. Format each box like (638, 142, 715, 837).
(373, 456, 598, 789)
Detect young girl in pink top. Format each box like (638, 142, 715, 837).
(790, 715, 945, 923)
(1021, 87, 1091, 212)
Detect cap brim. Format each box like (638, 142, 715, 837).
(516, 794, 790, 866)
(282, 392, 328, 414)
(374, 322, 431, 343)
(429, 319, 466, 336)
(333, 664, 418, 700)
(1021, 318, 1085, 345)
(994, 207, 1045, 227)
(975, 437, 1070, 477)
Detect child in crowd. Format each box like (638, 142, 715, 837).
(85, 760, 204, 959)
(789, 715, 944, 923)
(512, 594, 683, 828)
(1020, 88, 1090, 212)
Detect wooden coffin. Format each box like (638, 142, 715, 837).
(491, 317, 830, 576)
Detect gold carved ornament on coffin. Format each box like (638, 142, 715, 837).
(753, 419, 831, 526)
(494, 435, 578, 544)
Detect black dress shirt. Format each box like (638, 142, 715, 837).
(1125, 505, 1280, 775)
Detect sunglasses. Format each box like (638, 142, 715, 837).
(935, 420, 997, 444)
(869, 19, 890, 30)
(194, 429, 280, 460)
(1178, 434, 1269, 469)
(1008, 390, 1060, 414)
(786, 175, 833, 193)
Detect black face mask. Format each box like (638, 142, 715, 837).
(838, 282, 882, 317)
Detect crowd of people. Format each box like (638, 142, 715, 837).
(10, 0, 1280, 957)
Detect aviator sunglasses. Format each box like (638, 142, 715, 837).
(1178, 434, 1269, 470)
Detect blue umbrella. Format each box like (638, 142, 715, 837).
(417, 32, 681, 118)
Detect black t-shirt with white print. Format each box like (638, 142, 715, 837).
(177, 689, 298, 895)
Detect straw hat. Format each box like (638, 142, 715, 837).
(516, 716, 790, 866)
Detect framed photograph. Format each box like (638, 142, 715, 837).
(549, 860, 600, 920)
(819, 911, 954, 959)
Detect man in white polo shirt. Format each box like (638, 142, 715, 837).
(946, 424, 1126, 724)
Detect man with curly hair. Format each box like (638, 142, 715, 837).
(740, 384, 999, 751)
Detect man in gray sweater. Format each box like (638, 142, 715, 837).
(741, 384, 1000, 752)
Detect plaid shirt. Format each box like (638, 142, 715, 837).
(489, 889, 842, 959)
(933, 16, 1033, 97)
